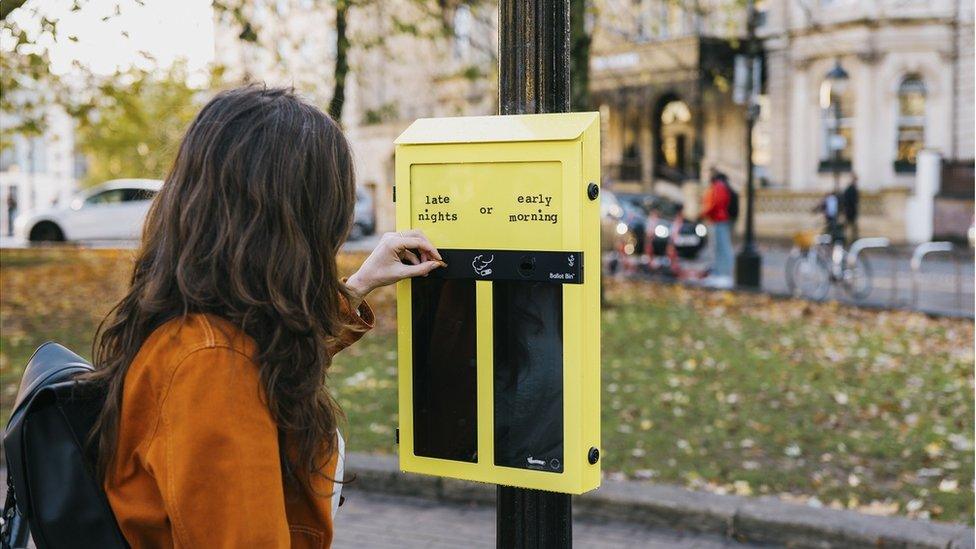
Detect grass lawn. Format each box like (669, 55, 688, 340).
(1, 248, 972, 523)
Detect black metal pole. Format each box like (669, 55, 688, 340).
(832, 102, 841, 193)
(498, 0, 570, 115)
(735, 0, 762, 288)
(497, 1, 573, 548)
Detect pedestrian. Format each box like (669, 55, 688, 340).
(701, 171, 734, 288)
(814, 190, 842, 243)
(6, 188, 17, 237)
(89, 87, 445, 546)
(842, 173, 859, 243)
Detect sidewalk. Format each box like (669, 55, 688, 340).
(0, 467, 754, 548)
(335, 491, 754, 548)
(345, 453, 975, 549)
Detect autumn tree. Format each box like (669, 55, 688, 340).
(71, 63, 202, 186)
(570, 0, 593, 111)
(213, 0, 490, 124)
(0, 1, 62, 148)
(2, 1, 215, 186)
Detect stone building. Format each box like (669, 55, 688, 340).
(590, 0, 749, 216)
(756, 0, 975, 242)
(591, 0, 974, 242)
(214, 0, 974, 242)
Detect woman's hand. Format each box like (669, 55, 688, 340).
(345, 230, 446, 309)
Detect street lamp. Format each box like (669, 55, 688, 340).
(734, 0, 762, 288)
(820, 58, 849, 192)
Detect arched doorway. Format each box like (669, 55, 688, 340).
(652, 93, 694, 182)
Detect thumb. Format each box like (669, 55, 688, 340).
(401, 260, 445, 278)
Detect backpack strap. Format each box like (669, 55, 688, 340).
(1, 474, 30, 549)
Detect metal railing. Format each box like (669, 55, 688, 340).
(910, 241, 955, 308)
(847, 237, 890, 269)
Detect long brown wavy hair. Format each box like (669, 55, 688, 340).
(87, 86, 356, 491)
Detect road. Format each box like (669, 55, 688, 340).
(614, 242, 973, 317)
(758, 244, 974, 316)
(334, 491, 764, 548)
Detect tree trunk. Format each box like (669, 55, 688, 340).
(569, 0, 591, 111)
(327, 0, 349, 123)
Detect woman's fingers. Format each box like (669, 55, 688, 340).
(400, 249, 420, 265)
(394, 237, 439, 261)
(393, 232, 442, 261)
(348, 231, 447, 299)
(399, 260, 443, 278)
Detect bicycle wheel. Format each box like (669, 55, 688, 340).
(789, 252, 831, 301)
(844, 255, 873, 300)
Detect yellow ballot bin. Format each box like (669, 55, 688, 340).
(393, 112, 601, 495)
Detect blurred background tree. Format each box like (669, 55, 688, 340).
(213, 0, 489, 124)
(570, 0, 592, 111)
(0, 0, 62, 149)
(3, 1, 213, 187)
(70, 62, 203, 187)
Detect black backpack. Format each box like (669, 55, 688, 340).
(1, 343, 128, 549)
(723, 180, 740, 222)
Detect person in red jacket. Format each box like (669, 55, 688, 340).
(701, 170, 734, 288)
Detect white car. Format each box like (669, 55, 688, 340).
(15, 179, 162, 242)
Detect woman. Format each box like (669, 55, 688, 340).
(88, 86, 444, 547)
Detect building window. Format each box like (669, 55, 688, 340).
(818, 80, 853, 173)
(0, 146, 16, 172)
(619, 115, 642, 181)
(658, 99, 692, 179)
(895, 75, 926, 173)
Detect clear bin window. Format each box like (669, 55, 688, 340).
(493, 281, 564, 473)
(411, 278, 478, 462)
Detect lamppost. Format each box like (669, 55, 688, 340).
(497, 2, 573, 548)
(734, 0, 762, 288)
(820, 58, 849, 192)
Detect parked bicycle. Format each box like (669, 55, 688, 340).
(786, 229, 874, 301)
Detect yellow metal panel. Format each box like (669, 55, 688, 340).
(395, 112, 599, 145)
(579, 120, 602, 492)
(409, 161, 564, 250)
(475, 281, 494, 467)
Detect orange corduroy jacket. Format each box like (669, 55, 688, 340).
(104, 297, 373, 548)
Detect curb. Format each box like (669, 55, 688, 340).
(345, 453, 975, 549)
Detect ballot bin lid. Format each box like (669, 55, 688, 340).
(394, 112, 599, 146)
